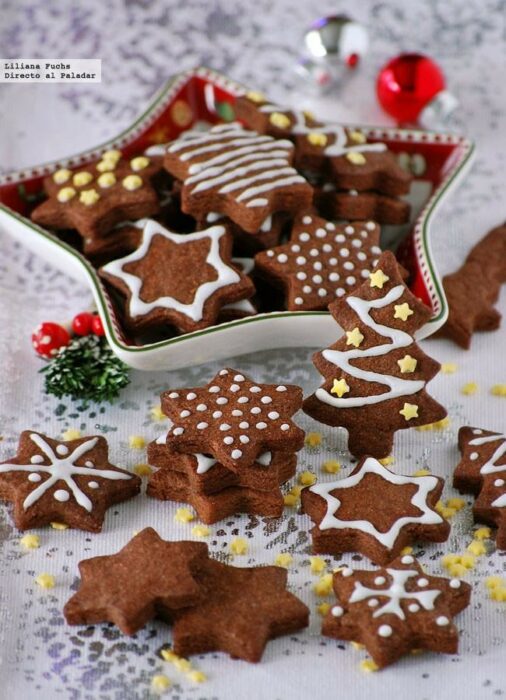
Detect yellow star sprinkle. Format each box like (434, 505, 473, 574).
(349, 130, 366, 144)
(160, 649, 178, 662)
(187, 670, 207, 683)
(351, 641, 365, 650)
(379, 456, 394, 466)
(174, 507, 194, 524)
(269, 112, 291, 129)
(20, 534, 40, 549)
(229, 537, 248, 555)
(360, 659, 379, 673)
(151, 405, 166, 421)
(191, 524, 210, 538)
(102, 149, 122, 163)
(345, 151, 366, 165)
(485, 576, 504, 590)
(129, 435, 146, 449)
(309, 556, 326, 574)
(53, 168, 71, 184)
(441, 362, 458, 374)
(173, 657, 192, 672)
(399, 402, 419, 421)
(245, 90, 266, 103)
(369, 269, 390, 289)
(307, 132, 328, 147)
(474, 527, 491, 540)
(317, 602, 331, 616)
(79, 188, 100, 206)
(133, 463, 152, 477)
(323, 460, 340, 474)
(400, 546, 413, 556)
(446, 497, 465, 511)
(331, 378, 350, 398)
(345, 327, 364, 348)
(73, 171, 93, 187)
(394, 303, 414, 322)
(283, 493, 299, 507)
(57, 186, 76, 203)
(299, 471, 317, 486)
(97, 172, 116, 188)
(122, 174, 143, 191)
(467, 540, 486, 556)
(313, 573, 333, 596)
(274, 553, 293, 568)
(289, 485, 303, 498)
(397, 354, 417, 373)
(130, 156, 150, 172)
(50, 522, 69, 530)
(413, 468, 431, 476)
(35, 573, 55, 589)
(61, 428, 81, 441)
(305, 432, 322, 447)
(461, 382, 478, 395)
(491, 384, 506, 396)
(490, 587, 506, 601)
(151, 674, 171, 693)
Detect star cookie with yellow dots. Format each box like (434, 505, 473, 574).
(301, 456, 450, 564)
(303, 251, 447, 459)
(31, 151, 164, 240)
(254, 213, 382, 311)
(322, 555, 471, 668)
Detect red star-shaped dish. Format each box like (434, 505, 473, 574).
(160, 368, 305, 470)
(99, 219, 254, 334)
(453, 426, 506, 548)
(64, 528, 208, 634)
(31, 151, 163, 239)
(301, 457, 449, 564)
(254, 213, 382, 310)
(171, 558, 309, 662)
(0, 431, 141, 532)
(322, 555, 471, 668)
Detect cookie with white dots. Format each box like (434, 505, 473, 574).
(322, 556, 471, 668)
(254, 213, 382, 311)
(0, 431, 141, 532)
(160, 368, 305, 470)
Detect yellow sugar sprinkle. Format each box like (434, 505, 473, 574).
(229, 537, 248, 555)
(491, 384, 506, 396)
(283, 493, 299, 507)
(309, 556, 326, 574)
(102, 149, 122, 163)
(400, 546, 413, 556)
(57, 186, 76, 203)
(317, 602, 331, 616)
(20, 534, 40, 550)
(50, 522, 69, 530)
(323, 460, 340, 474)
(97, 172, 116, 188)
(53, 168, 71, 184)
(130, 156, 150, 172)
(289, 485, 303, 498)
(79, 188, 100, 206)
(305, 432, 322, 448)
(413, 468, 431, 477)
(346, 151, 366, 165)
(269, 112, 291, 129)
(461, 382, 479, 395)
(61, 428, 81, 441)
(73, 171, 93, 187)
(467, 540, 486, 556)
(379, 456, 394, 466)
(151, 674, 171, 692)
(129, 435, 146, 449)
(245, 90, 265, 103)
(122, 174, 143, 191)
(351, 641, 365, 651)
(307, 132, 328, 147)
(349, 130, 366, 144)
(174, 508, 194, 524)
(460, 553, 476, 568)
(485, 576, 504, 590)
(446, 497, 465, 511)
(441, 363, 458, 374)
(299, 471, 317, 486)
(416, 417, 451, 432)
(447, 563, 469, 577)
(474, 527, 492, 540)
(490, 587, 506, 602)
(133, 463, 152, 477)
(191, 524, 210, 538)
(96, 159, 116, 173)
(275, 553, 293, 568)
(360, 659, 378, 673)
(151, 405, 166, 421)
(173, 657, 192, 672)
(160, 649, 178, 662)
(35, 573, 55, 589)
(187, 670, 207, 683)
(313, 573, 333, 596)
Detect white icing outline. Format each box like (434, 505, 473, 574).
(468, 432, 506, 475)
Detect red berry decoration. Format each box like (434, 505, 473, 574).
(91, 315, 105, 336)
(32, 322, 71, 358)
(72, 312, 95, 336)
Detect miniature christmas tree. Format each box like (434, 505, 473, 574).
(303, 251, 447, 458)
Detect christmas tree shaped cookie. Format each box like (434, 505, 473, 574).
(303, 251, 447, 458)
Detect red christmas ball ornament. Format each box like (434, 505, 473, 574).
(31, 322, 71, 358)
(376, 53, 458, 128)
(72, 312, 95, 336)
(91, 315, 105, 336)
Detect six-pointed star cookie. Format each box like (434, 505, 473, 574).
(31, 151, 163, 240)
(99, 219, 254, 334)
(160, 368, 305, 470)
(322, 555, 471, 668)
(453, 426, 506, 548)
(171, 558, 309, 662)
(0, 431, 141, 532)
(301, 457, 449, 564)
(64, 528, 208, 634)
(163, 122, 313, 234)
(254, 213, 382, 310)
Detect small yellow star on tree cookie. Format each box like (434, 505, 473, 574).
(394, 303, 414, 321)
(397, 355, 418, 373)
(346, 327, 364, 347)
(369, 269, 390, 289)
(331, 378, 350, 398)
(399, 403, 419, 420)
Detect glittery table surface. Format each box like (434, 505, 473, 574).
(0, 1, 505, 699)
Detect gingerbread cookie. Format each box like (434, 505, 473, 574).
(64, 528, 208, 634)
(200, 210, 289, 254)
(163, 122, 313, 234)
(301, 457, 449, 563)
(303, 251, 447, 458)
(254, 214, 382, 311)
(314, 186, 410, 225)
(82, 224, 142, 265)
(453, 426, 506, 549)
(99, 219, 254, 334)
(0, 431, 140, 532)
(31, 151, 162, 240)
(171, 557, 309, 662)
(322, 555, 471, 668)
(160, 368, 305, 470)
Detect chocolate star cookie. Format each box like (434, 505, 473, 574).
(314, 186, 411, 225)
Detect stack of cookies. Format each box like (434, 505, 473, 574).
(146, 368, 305, 523)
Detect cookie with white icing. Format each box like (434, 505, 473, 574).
(301, 457, 450, 563)
(303, 251, 447, 459)
(454, 426, 506, 549)
(160, 368, 305, 470)
(163, 122, 313, 234)
(322, 556, 471, 668)
(314, 185, 411, 225)
(254, 214, 382, 311)
(99, 219, 255, 335)
(0, 431, 141, 532)
(199, 209, 290, 254)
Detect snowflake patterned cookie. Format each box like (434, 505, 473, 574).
(31, 152, 163, 240)
(322, 556, 471, 668)
(99, 219, 254, 334)
(0, 431, 141, 532)
(454, 426, 506, 549)
(160, 368, 305, 470)
(254, 213, 382, 311)
(163, 122, 313, 234)
(301, 456, 450, 564)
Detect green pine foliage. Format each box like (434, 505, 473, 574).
(41, 335, 130, 403)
